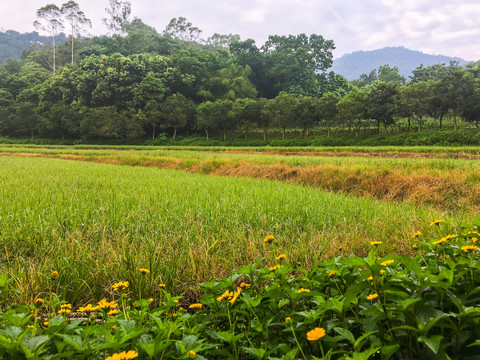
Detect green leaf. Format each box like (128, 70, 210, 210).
(0, 326, 23, 340)
(418, 335, 443, 354)
(56, 334, 83, 351)
(333, 327, 355, 345)
(354, 330, 378, 352)
(380, 344, 400, 359)
(401, 298, 422, 310)
(21, 334, 50, 352)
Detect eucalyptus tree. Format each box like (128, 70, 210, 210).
(163, 17, 203, 43)
(34, 4, 64, 75)
(61, 1, 91, 63)
(103, 0, 131, 35)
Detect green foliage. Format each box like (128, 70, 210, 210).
(0, 221, 479, 358)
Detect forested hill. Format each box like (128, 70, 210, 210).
(0, 30, 67, 63)
(332, 46, 470, 80)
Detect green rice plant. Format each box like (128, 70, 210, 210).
(0, 156, 471, 304)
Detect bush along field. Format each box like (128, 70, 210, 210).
(0, 220, 479, 359)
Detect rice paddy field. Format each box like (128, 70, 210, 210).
(0, 144, 479, 305)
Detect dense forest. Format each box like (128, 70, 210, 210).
(1, 0, 480, 142)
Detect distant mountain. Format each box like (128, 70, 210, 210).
(0, 30, 68, 63)
(331, 46, 471, 80)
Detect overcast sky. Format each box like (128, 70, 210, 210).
(1, 0, 479, 61)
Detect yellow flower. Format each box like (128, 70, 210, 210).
(139, 268, 150, 275)
(381, 260, 394, 267)
(461, 245, 479, 253)
(328, 270, 336, 276)
(112, 281, 129, 291)
(34, 298, 44, 307)
(263, 235, 274, 243)
(43, 321, 49, 326)
(97, 299, 118, 310)
(412, 244, 419, 249)
(159, 283, 166, 288)
(51, 271, 58, 278)
(188, 350, 196, 358)
(60, 303, 72, 309)
(58, 308, 71, 315)
(108, 309, 119, 316)
(307, 327, 326, 341)
(217, 290, 233, 302)
(370, 241, 382, 247)
(105, 350, 139, 360)
(173, 300, 179, 303)
(26, 325, 34, 329)
(189, 303, 203, 309)
(430, 219, 443, 226)
(367, 293, 379, 300)
(275, 254, 286, 261)
(78, 303, 99, 313)
(412, 231, 422, 238)
(285, 317, 292, 324)
(269, 264, 282, 271)
(228, 288, 242, 305)
(472, 237, 478, 243)
(380, 270, 385, 274)
(433, 238, 447, 245)
(367, 276, 374, 281)
(239, 282, 251, 288)
(296, 288, 310, 294)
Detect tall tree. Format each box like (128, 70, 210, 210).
(317, 92, 339, 136)
(160, 93, 194, 139)
(366, 82, 398, 133)
(103, 0, 131, 35)
(163, 17, 203, 43)
(61, 1, 91, 63)
(34, 4, 64, 75)
(206, 33, 240, 49)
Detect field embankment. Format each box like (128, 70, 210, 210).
(1, 145, 480, 212)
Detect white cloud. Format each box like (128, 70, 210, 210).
(1, 0, 479, 61)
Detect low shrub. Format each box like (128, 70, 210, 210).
(0, 219, 479, 359)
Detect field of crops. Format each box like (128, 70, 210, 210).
(1, 145, 480, 359)
(0, 145, 478, 305)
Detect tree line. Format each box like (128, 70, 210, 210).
(0, 0, 479, 141)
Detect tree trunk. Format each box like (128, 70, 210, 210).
(407, 117, 411, 132)
(303, 127, 307, 139)
(282, 128, 286, 139)
(173, 127, 177, 140)
(327, 126, 330, 137)
(377, 120, 380, 134)
(223, 132, 226, 141)
(152, 125, 156, 140)
(476, 119, 479, 129)
(418, 116, 422, 132)
(52, 34, 56, 76)
(453, 110, 458, 131)
(244, 132, 248, 140)
(205, 128, 209, 140)
(383, 123, 388, 134)
(71, 36, 74, 64)
(263, 128, 267, 141)
(355, 128, 359, 137)
(439, 115, 443, 129)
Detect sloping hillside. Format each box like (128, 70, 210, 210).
(332, 46, 470, 80)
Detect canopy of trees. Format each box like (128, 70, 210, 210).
(1, 1, 480, 141)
